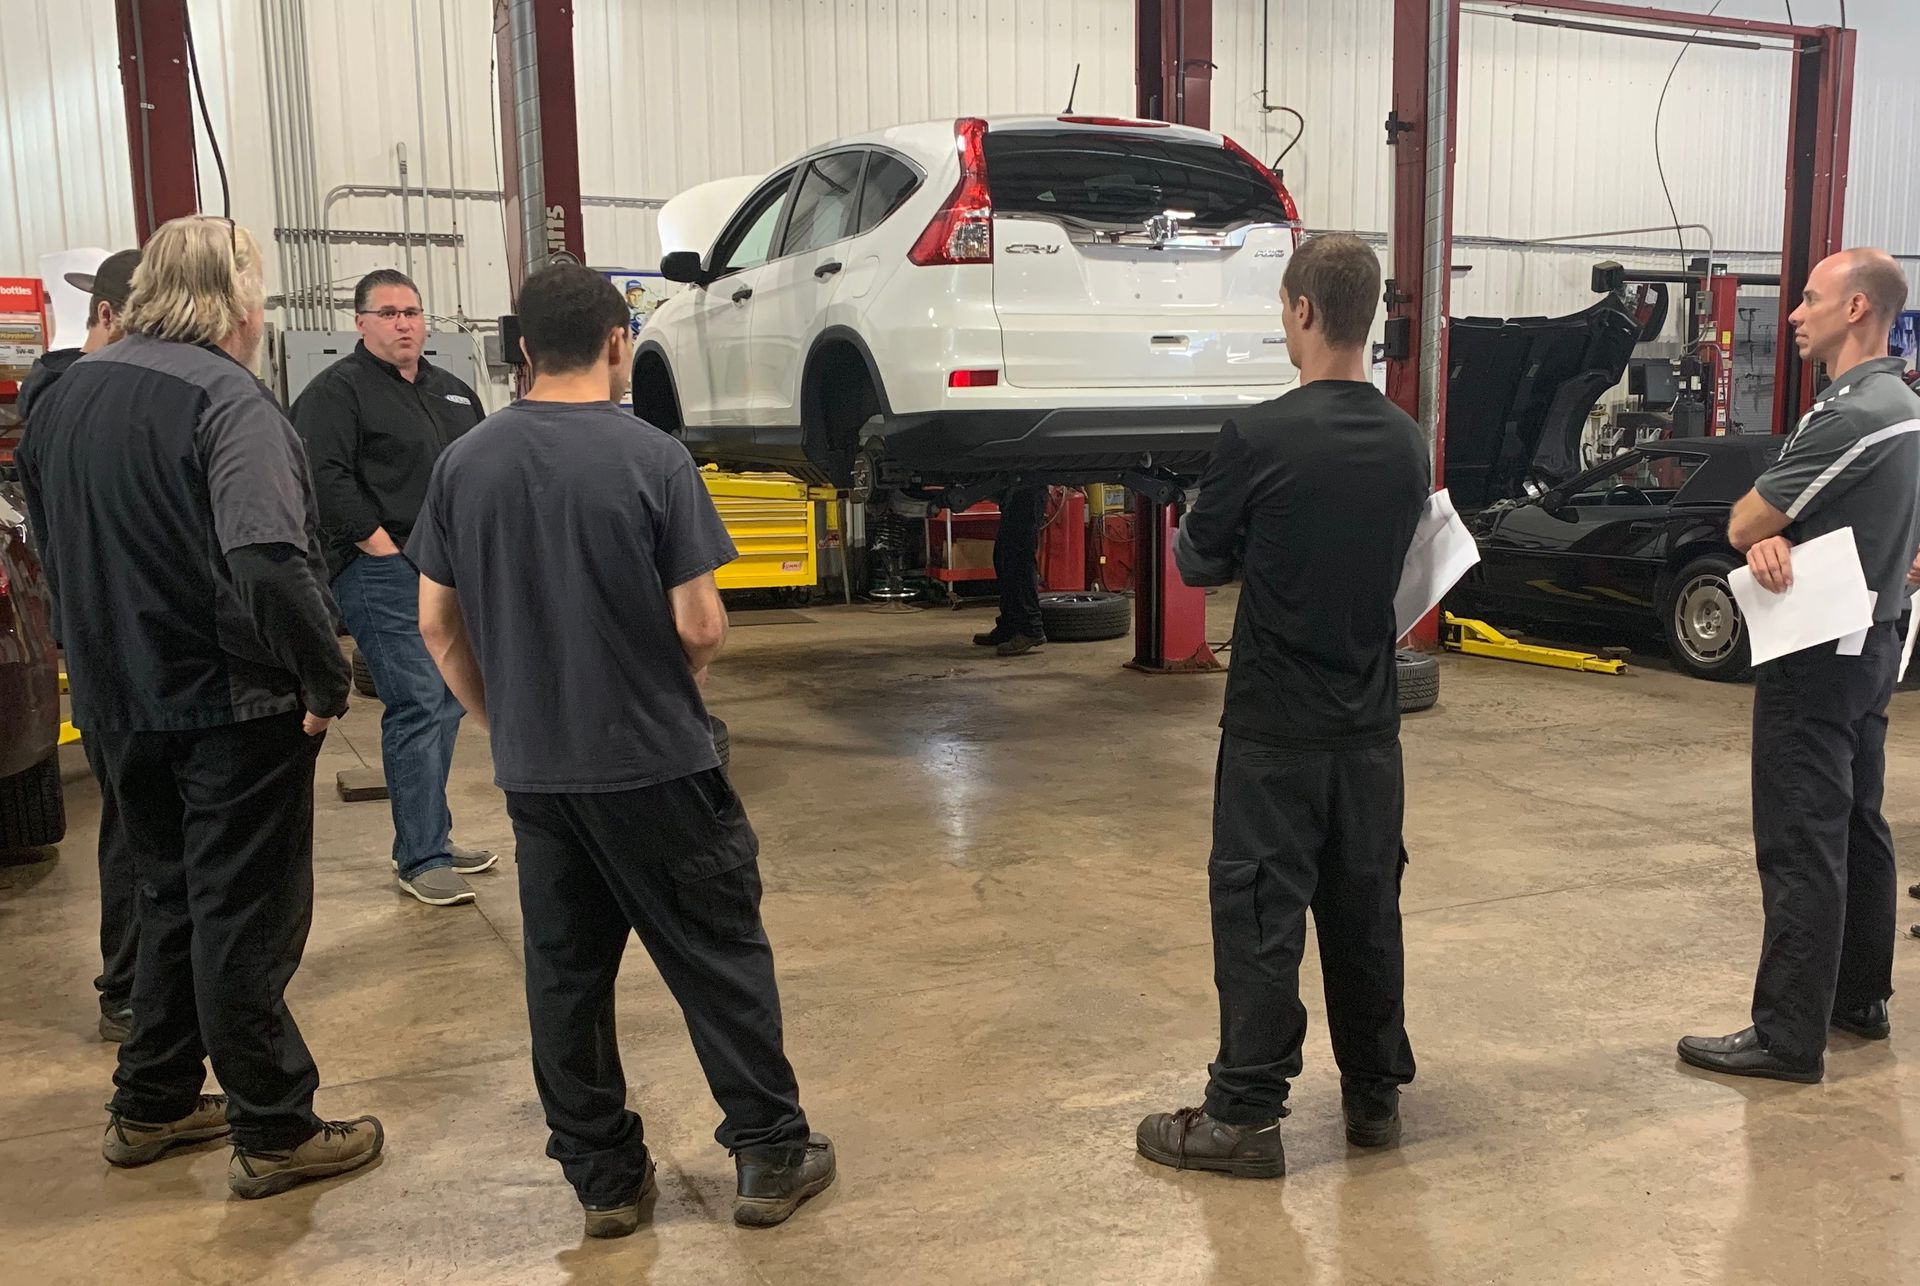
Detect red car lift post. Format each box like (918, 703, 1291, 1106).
(115, 0, 200, 240)
(1387, 0, 1855, 643)
(496, 0, 586, 298)
(1129, 0, 1219, 674)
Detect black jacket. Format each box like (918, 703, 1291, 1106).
(291, 342, 484, 578)
(18, 348, 83, 423)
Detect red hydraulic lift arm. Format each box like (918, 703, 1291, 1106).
(115, 0, 199, 240)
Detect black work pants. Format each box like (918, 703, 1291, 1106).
(89, 711, 325, 1150)
(1204, 733, 1416, 1123)
(1750, 627, 1900, 1065)
(993, 484, 1048, 637)
(506, 769, 809, 1207)
(81, 736, 139, 1015)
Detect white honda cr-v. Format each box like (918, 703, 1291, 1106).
(634, 114, 1302, 494)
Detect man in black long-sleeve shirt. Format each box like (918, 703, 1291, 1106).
(1136, 234, 1429, 1179)
(20, 217, 383, 1199)
(292, 270, 489, 907)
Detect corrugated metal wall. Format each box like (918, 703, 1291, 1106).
(1214, 0, 1920, 319)
(1, 0, 1915, 335)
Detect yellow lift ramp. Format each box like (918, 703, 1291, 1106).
(1442, 613, 1628, 676)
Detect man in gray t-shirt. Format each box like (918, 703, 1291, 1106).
(409, 264, 833, 1237)
(1680, 248, 1920, 1084)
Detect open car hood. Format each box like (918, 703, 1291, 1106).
(1444, 285, 1658, 509)
(656, 175, 767, 259)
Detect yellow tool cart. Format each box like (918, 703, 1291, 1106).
(701, 469, 844, 597)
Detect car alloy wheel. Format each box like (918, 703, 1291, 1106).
(1674, 572, 1741, 669)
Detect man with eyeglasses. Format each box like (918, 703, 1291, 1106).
(293, 269, 492, 907)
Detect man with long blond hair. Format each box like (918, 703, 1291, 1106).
(19, 216, 383, 1199)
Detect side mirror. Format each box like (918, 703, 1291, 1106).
(660, 251, 705, 286)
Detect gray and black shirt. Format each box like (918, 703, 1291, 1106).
(1755, 356, 1920, 622)
(19, 332, 349, 732)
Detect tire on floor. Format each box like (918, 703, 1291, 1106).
(1039, 592, 1131, 643)
(1397, 649, 1440, 713)
(351, 647, 379, 700)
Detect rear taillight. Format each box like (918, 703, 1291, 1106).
(947, 369, 1000, 388)
(1220, 134, 1303, 244)
(909, 117, 993, 266)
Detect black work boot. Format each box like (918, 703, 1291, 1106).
(98, 1005, 134, 1043)
(996, 633, 1046, 657)
(1831, 1000, 1891, 1040)
(734, 1133, 836, 1228)
(973, 625, 1014, 647)
(1676, 1027, 1822, 1083)
(582, 1158, 658, 1239)
(1342, 1089, 1402, 1148)
(1135, 1106, 1286, 1178)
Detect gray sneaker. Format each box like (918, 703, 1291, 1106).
(397, 867, 476, 906)
(447, 843, 499, 875)
(389, 844, 498, 876)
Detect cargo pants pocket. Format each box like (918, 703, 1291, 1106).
(663, 769, 764, 941)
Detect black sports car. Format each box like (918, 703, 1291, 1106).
(1446, 436, 1779, 680)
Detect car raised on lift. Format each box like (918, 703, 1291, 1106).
(632, 113, 1304, 498)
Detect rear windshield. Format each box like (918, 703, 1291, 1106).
(983, 130, 1288, 231)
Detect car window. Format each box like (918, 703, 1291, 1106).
(781, 153, 865, 257)
(711, 170, 795, 277)
(982, 130, 1288, 231)
(1569, 452, 1708, 506)
(857, 153, 921, 234)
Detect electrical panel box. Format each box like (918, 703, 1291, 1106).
(277, 330, 489, 406)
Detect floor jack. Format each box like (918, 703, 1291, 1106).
(1442, 614, 1628, 676)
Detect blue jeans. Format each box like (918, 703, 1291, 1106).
(334, 552, 463, 879)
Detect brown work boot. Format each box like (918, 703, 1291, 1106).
(582, 1159, 658, 1239)
(1136, 1106, 1286, 1178)
(102, 1095, 231, 1167)
(228, 1116, 385, 1199)
(734, 1133, 836, 1228)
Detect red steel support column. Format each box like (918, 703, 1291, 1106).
(1774, 25, 1856, 428)
(1130, 0, 1218, 674)
(116, 0, 198, 241)
(1387, 0, 1459, 648)
(496, 0, 585, 302)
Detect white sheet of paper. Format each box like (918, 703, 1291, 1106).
(1395, 489, 1481, 639)
(1726, 527, 1874, 666)
(1837, 592, 1878, 655)
(1901, 591, 1920, 681)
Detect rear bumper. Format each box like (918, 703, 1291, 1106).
(880, 405, 1234, 478)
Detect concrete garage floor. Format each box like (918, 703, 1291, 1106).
(5, 590, 1920, 1284)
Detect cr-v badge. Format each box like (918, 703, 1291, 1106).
(1005, 244, 1061, 254)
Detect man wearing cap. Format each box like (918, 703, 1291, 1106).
(1680, 248, 1920, 1083)
(18, 248, 142, 1042)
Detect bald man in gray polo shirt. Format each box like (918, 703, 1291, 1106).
(1680, 248, 1920, 1083)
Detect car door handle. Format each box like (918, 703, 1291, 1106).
(1628, 521, 1660, 533)
(815, 261, 844, 280)
(731, 286, 754, 304)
